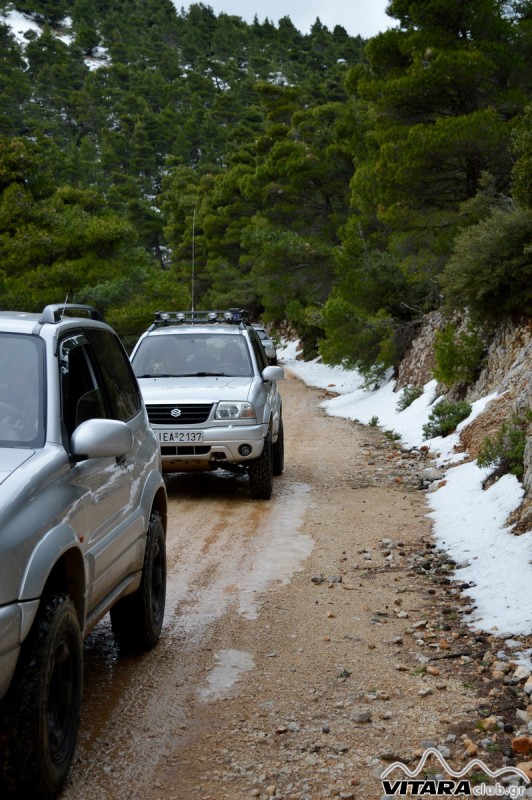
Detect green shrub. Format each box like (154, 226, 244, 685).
(384, 429, 401, 441)
(440, 206, 532, 324)
(369, 415, 379, 427)
(396, 384, 423, 411)
(433, 324, 485, 388)
(477, 411, 532, 479)
(422, 400, 472, 439)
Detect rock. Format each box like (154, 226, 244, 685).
(463, 739, 478, 757)
(423, 467, 445, 481)
(524, 676, 532, 696)
(513, 665, 531, 682)
(351, 709, 372, 723)
(516, 761, 532, 781)
(478, 716, 499, 732)
(512, 736, 532, 756)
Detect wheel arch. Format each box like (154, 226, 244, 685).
(151, 485, 168, 533)
(19, 528, 87, 637)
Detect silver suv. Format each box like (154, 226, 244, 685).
(252, 324, 277, 364)
(131, 309, 285, 500)
(0, 304, 167, 800)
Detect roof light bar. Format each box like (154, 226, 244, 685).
(153, 309, 248, 326)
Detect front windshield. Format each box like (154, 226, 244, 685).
(132, 333, 253, 378)
(0, 334, 45, 448)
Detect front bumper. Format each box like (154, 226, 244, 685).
(156, 422, 269, 471)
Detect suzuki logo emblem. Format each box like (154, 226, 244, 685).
(170, 408, 182, 418)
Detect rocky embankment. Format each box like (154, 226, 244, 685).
(396, 314, 532, 532)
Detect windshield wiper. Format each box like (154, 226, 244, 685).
(137, 371, 231, 378)
(136, 373, 184, 378)
(190, 371, 227, 377)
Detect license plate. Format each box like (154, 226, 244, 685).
(158, 430, 204, 443)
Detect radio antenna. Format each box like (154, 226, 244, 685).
(191, 209, 196, 312)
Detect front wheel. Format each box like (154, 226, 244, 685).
(110, 511, 166, 652)
(248, 431, 273, 500)
(0, 594, 83, 800)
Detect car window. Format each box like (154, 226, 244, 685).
(0, 333, 45, 448)
(132, 333, 253, 377)
(60, 334, 109, 439)
(86, 330, 141, 421)
(249, 329, 269, 372)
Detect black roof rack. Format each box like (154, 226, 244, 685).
(151, 309, 248, 327)
(39, 304, 105, 324)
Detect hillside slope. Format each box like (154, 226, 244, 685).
(397, 315, 532, 532)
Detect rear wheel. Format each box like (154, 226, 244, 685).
(0, 593, 83, 800)
(249, 431, 273, 500)
(110, 511, 166, 652)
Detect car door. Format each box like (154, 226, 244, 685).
(249, 329, 281, 427)
(60, 332, 143, 615)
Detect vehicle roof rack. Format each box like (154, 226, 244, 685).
(39, 304, 105, 324)
(151, 309, 249, 327)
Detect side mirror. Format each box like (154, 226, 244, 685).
(71, 418, 133, 460)
(262, 365, 284, 382)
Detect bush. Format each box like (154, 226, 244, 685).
(396, 384, 423, 411)
(422, 400, 472, 439)
(433, 324, 485, 388)
(477, 411, 532, 479)
(440, 207, 532, 324)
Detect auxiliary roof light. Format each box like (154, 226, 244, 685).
(152, 309, 249, 326)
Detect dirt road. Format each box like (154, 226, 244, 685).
(61, 371, 529, 800)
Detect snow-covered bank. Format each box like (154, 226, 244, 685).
(279, 341, 532, 654)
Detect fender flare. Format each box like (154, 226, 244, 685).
(19, 525, 86, 632)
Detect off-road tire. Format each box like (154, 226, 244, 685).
(0, 593, 83, 800)
(248, 431, 273, 500)
(272, 418, 284, 476)
(110, 511, 166, 652)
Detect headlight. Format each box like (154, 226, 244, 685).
(215, 401, 256, 420)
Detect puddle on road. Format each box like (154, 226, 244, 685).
(236, 482, 314, 619)
(164, 480, 314, 634)
(198, 648, 254, 701)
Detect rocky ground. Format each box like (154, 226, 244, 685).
(148, 387, 532, 800)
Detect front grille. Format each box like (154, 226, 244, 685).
(146, 404, 213, 425)
(161, 445, 211, 456)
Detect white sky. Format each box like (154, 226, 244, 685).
(4, 3, 392, 44)
(279, 341, 532, 665)
(176, 0, 393, 38)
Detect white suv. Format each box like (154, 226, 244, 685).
(131, 310, 285, 499)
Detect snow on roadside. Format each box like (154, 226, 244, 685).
(278, 341, 532, 654)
